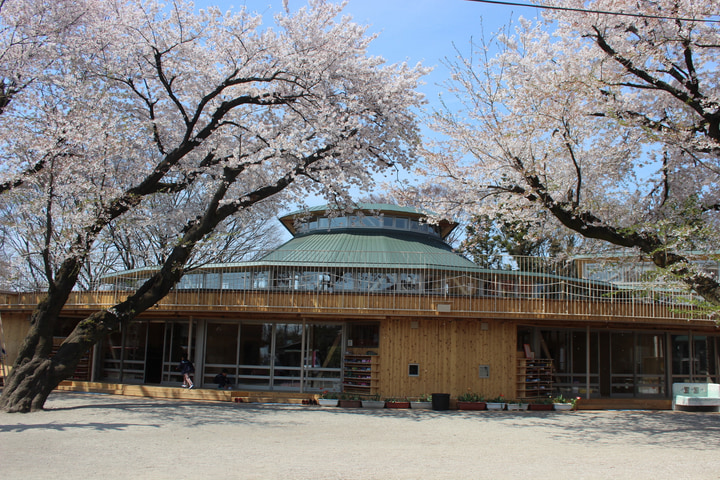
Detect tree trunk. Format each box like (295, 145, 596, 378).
(0, 150, 323, 413)
(0, 357, 60, 413)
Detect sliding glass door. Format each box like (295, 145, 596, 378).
(231, 321, 343, 392)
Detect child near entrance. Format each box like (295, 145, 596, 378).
(214, 369, 232, 390)
(179, 354, 195, 389)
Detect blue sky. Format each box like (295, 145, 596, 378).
(195, 0, 534, 118)
(192, 1, 538, 224)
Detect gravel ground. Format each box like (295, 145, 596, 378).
(2, 391, 720, 479)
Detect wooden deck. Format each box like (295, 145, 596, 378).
(575, 398, 672, 411)
(56, 381, 317, 404)
(55, 381, 675, 410)
(4, 290, 712, 326)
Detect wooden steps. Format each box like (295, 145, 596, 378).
(56, 381, 316, 404)
(576, 398, 672, 410)
(55, 382, 675, 410)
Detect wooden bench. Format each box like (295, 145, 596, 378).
(672, 383, 720, 412)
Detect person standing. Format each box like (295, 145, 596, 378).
(179, 354, 195, 389)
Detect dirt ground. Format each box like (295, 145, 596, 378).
(2, 391, 720, 479)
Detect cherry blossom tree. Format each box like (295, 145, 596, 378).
(0, 0, 426, 412)
(413, 0, 720, 307)
(0, 187, 284, 291)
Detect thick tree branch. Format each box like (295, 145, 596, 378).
(510, 172, 720, 304)
(590, 26, 720, 143)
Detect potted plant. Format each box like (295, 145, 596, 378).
(505, 399, 522, 411)
(362, 394, 386, 408)
(456, 392, 486, 410)
(384, 397, 411, 409)
(410, 393, 433, 410)
(528, 397, 554, 411)
(318, 390, 339, 407)
(486, 394, 506, 410)
(338, 393, 362, 408)
(552, 395, 576, 411)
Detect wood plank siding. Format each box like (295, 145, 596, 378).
(379, 317, 516, 399)
(2, 290, 711, 327)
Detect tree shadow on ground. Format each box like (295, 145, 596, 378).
(5, 391, 720, 450)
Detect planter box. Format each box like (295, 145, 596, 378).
(385, 401, 411, 409)
(506, 403, 521, 411)
(318, 399, 338, 407)
(338, 399, 362, 408)
(553, 403, 573, 411)
(410, 401, 433, 410)
(457, 401, 487, 410)
(528, 403, 553, 411)
(362, 400, 386, 409)
(486, 402, 505, 411)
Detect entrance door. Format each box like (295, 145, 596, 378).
(100, 322, 148, 384)
(608, 332, 666, 398)
(273, 323, 303, 390)
(237, 323, 273, 389)
(610, 332, 634, 397)
(162, 320, 195, 385)
(302, 323, 343, 393)
(672, 334, 719, 383)
(233, 322, 344, 392)
(144, 323, 164, 384)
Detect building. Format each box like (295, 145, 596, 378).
(1, 204, 719, 406)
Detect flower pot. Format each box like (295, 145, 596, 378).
(519, 403, 529, 411)
(410, 401, 433, 410)
(338, 399, 362, 408)
(486, 402, 505, 410)
(318, 399, 338, 407)
(362, 400, 386, 409)
(506, 403, 521, 411)
(553, 403, 573, 411)
(431, 393, 450, 411)
(385, 401, 411, 409)
(457, 401, 486, 410)
(528, 403, 553, 411)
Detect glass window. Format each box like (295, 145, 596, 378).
(205, 323, 239, 365)
(223, 272, 251, 289)
(636, 333, 665, 396)
(610, 332, 634, 396)
(273, 324, 303, 390)
(204, 273, 221, 289)
(252, 271, 269, 289)
(306, 324, 343, 369)
(362, 216, 381, 228)
(672, 334, 691, 381)
(237, 323, 272, 389)
(349, 323, 380, 348)
(177, 273, 203, 289)
(205, 323, 239, 386)
(330, 216, 347, 228)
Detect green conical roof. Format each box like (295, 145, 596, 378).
(279, 203, 458, 239)
(258, 229, 476, 270)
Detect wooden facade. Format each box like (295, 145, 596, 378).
(3, 289, 718, 402)
(378, 317, 516, 399)
(2, 204, 718, 405)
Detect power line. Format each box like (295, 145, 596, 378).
(465, 0, 720, 24)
